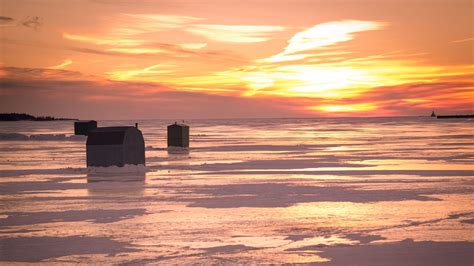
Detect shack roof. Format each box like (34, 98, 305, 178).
(168, 122, 189, 127)
(75, 120, 97, 123)
(87, 126, 137, 146)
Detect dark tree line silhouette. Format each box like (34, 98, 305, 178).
(0, 113, 76, 121)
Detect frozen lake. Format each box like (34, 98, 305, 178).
(0, 117, 473, 264)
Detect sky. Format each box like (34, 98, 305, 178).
(0, 0, 473, 119)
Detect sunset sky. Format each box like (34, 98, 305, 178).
(0, 0, 473, 119)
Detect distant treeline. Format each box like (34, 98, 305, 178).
(437, 115, 474, 119)
(0, 113, 77, 121)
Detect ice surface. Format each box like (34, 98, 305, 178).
(0, 117, 473, 264)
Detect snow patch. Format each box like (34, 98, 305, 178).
(146, 145, 167, 151)
(167, 146, 190, 154)
(87, 164, 148, 173)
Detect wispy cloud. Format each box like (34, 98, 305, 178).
(68, 42, 243, 63)
(112, 14, 202, 36)
(106, 64, 175, 81)
(105, 47, 166, 55)
(451, 37, 474, 44)
(21, 16, 43, 30)
(0, 16, 14, 22)
(62, 13, 202, 47)
(63, 13, 256, 61)
(0, 16, 14, 27)
(63, 33, 146, 46)
(0, 15, 44, 29)
(178, 43, 207, 50)
(264, 20, 386, 62)
(49, 59, 73, 69)
(187, 24, 285, 43)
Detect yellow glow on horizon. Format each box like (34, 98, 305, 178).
(310, 103, 377, 113)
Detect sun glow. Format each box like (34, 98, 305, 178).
(310, 103, 378, 113)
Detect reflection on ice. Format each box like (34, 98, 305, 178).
(86, 172, 146, 197)
(87, 164, 148, 174)
(86, 172, 146, 183)
(86, 164, 147, 183)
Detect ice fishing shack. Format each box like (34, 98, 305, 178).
(86, 125, 145, 167)
(167, 122, 189, 148)
(74, 120, 97, 136)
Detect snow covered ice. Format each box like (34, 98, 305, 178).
(0, 117, 473, 264)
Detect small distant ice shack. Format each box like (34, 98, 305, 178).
(167, 122, 189, 148)
(86, 125, 145, 167)
(74, 120, 97, 136)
